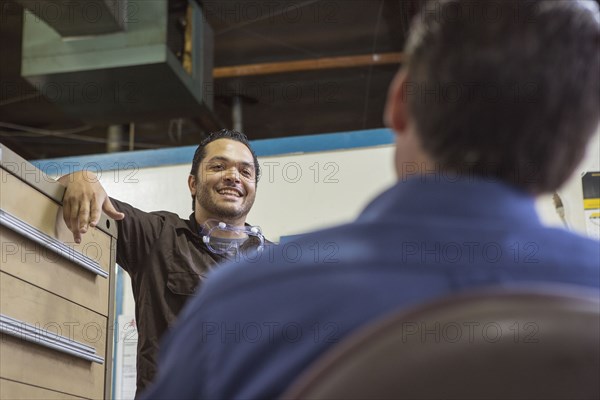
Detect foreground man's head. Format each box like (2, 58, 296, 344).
(385, 0, 600, 193)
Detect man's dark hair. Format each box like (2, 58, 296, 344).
(404, 0, 600, 194)
(190, 129, 260, 210)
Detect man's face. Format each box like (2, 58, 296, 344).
(190, 139, 257, 224)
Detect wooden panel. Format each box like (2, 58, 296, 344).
(0, 335, 105, 399)
(0, 272, 107, 358)
(0, 168, 112, 273)
(0, 143, 66, 204)
(0, 378, 86, 400)
(0, 144, 118, 239)
(0, 227, 109, 316)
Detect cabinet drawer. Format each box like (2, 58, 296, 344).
(0, 335, 105, 399)
(0, 273, 107, 398)
(0, 168, 112, 275)
(0, 272, 108, 358)
(0, 378, 86, 400)
(1, 227, 109, 316)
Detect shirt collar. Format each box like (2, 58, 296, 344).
(184, 213, 201, 237)
(357, 175, 541, 228)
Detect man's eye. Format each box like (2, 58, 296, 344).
(211, 164, 224, 170)
(241, 169, 253, 177)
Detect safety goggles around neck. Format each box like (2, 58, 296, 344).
(201, 219, 265, 255)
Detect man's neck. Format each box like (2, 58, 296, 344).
(195, 213, 246, 231)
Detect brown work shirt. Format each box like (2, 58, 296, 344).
(112, 199, 263, 395)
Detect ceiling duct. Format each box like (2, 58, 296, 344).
(14, 0, 127, 36)
(20, 0, 214, 126)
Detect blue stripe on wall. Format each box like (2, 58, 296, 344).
(32, 128, 394, 174)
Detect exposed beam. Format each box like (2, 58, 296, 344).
(213, 52, 404, 79)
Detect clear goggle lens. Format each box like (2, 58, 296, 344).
(202, 220, 265, 255)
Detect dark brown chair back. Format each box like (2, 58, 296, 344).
(283, 285, 600, 400)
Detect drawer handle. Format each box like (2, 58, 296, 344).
(0, 209, 108, 278)
(0, 314, 104, 364)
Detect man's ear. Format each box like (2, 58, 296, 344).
(188, 175, 197, 196)
(384, 69, 410, 135)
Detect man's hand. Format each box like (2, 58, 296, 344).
(58, 171, 125, 243)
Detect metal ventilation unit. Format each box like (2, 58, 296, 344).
(19, 0, 214, 125)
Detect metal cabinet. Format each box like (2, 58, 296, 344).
(0, 144, 117, 399)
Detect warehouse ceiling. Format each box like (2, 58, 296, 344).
(0, 0, 421, 160)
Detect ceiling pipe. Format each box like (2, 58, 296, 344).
(107, 124, 125, 153)
(214, 52, 404, 79)
(232, 96, 243, 133)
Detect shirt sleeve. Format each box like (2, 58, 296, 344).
(110, 198, 165, 276)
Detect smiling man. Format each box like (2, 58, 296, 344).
(59, 129, 266, 395)
(191, 138, 257, 226)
